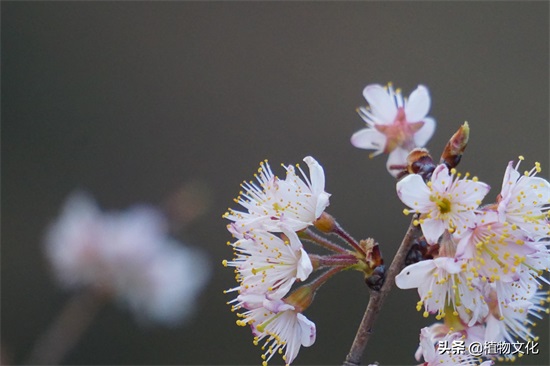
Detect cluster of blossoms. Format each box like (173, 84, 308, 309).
(45, 193, 210, 325)
(395, 157, 550, 364)
(223, 157, 327, 365)
(351, 83, 550, 365)
(223, 157, 384, 365)
(225, 82, 548, 366)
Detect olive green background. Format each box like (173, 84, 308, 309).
(2, 1, 549, 365)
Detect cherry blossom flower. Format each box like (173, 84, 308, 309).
(476, 280, 549, 361)
(414, 322, 485, 362)
(456, 214, 539, 284)
(44, 194, 106, 288)
(351, 83, 436, 177)
(484, 296, 538, 345)
(44, 193, 210, 325)
(397, 164, 490, 243)
(417, 327, 493, 366)
(223, 225, 313, 299)
(395, 256, 488, 325)
(224, 156, 331, 233)
(497, 158, 550, 239)
(234, 295, 316, 366)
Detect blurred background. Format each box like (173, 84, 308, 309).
(2, 2, 549, 365)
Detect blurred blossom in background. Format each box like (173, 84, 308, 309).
(44, 193, 211, 325)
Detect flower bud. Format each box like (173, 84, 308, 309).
(365, 264, 386, 291)
(440, 122, 469, 169)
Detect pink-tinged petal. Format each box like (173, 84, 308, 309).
(420, 218, 446, 244)
(363, 84, 397, 123)
(237, 293, 267, 310)
(413, 117, 436, 147)
(430, 164, 451, 192)
(386, 147, 409, 177)
(433, 256, 462, 274)
(350, 128, 386, 151)
(296, 247, 313, 281)
(405, 85, 431, 122)
(297, 313, 316, 347)
(455, 231, 475, 259)
(478, 210, 499, 225)
(263, 298, 294, 312)
(484, 315, 503, 342)
(419, 327, 437, 362)
(395, 260, 436, 289)
(499, 161, 520, 199)
(449, 210, 477, 238)
(396, 174, 433, 212)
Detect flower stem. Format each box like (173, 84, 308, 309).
(301, 228, 348, 254)
(342, 216, 420, 366)
(309, 253, 359, 268)
(333, 224, 365, 256)
(308, 266, 345, 293)
(25, 288, 108, 365)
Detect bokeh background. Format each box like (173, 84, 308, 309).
(2, 1, 549, 365)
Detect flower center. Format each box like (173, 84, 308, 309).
(432, 196, 452, 214)
(272, 202, 285, 212)
(374, 108, 425, 153)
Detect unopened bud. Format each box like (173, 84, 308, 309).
(405, 237, 438, 266)
(365, 265, 386, 291)
(441, 122, 469, 169)
(313, 212, 336, 233)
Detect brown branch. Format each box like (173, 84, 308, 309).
(25, 288, 108, 365)
(342, 216, 420, 366)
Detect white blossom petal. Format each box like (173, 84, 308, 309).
(405, 85, 430, 122)
(396, 174, 433, 212)
(413, 117, 436, 147)
(350, 128, 386, 152)
(363, 84, 397, 123)
(396, 260, 436, 289)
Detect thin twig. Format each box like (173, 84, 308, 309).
(301, 228, 348, 254)
(333, 224, 365, 256)
(342, 216, 420, 366)
(312, 253, 361, 268)
(25, 288, 108, 365)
